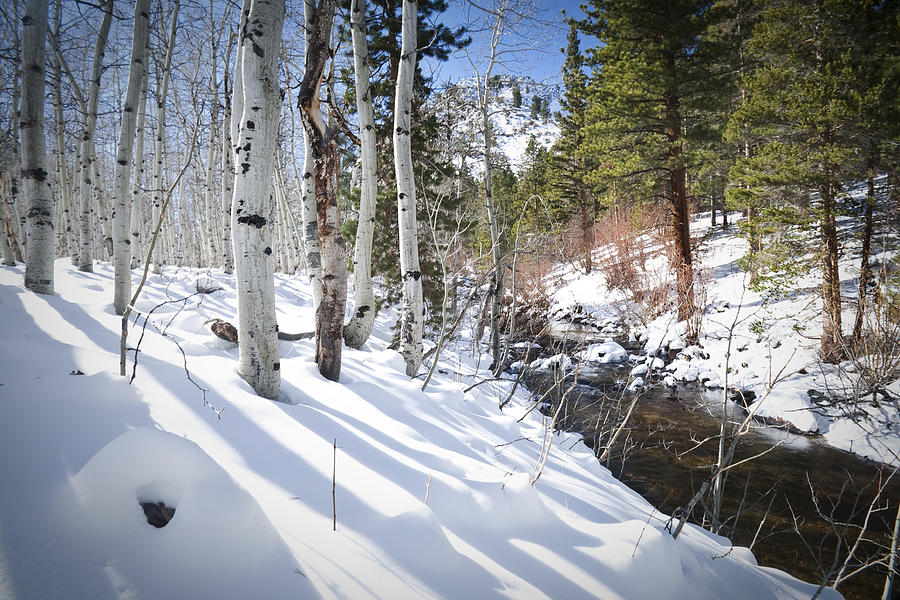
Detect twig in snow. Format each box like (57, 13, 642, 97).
(332, 438, 337, 532)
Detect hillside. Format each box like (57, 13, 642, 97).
(0, 255, 838, 600)
(433, 76, 560, 175)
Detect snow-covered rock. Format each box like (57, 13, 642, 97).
(580, 341, 628, 363)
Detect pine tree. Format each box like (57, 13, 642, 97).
(548, 20, 595, 274)
(529, 94, 541, 119)
(580, 0, 728, 336)
(846, 2, 899, 343)
(511, 79, 522, 108)
(728, 0, 890, 362)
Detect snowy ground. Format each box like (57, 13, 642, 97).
(0, 259, 839, 599)
(547, 200, 900, 464)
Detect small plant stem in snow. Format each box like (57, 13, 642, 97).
(119, 117, 199, 377)
(332, 438, 337, 532)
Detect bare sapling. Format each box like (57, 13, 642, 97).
(120, 118, 199, 377)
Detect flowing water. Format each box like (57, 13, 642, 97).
(521, 359, 899, 600)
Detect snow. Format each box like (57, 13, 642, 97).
(548, 203, 900, 464)
(578, 341, 628, 364)
(0, 259, 838, 599)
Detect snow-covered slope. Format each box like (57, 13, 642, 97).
(548, 201, 900, 464)
(435, 77, 559, 174)
(0, 260, 836, 599)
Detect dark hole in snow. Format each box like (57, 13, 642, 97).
(140, 501, 176, 528)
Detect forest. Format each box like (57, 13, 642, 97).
(0, 0, 899, 599)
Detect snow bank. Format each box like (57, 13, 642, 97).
(548, 208, 900, 464)
(0, 261, 840, 599)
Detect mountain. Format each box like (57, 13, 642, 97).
(432, 76, 560, 175)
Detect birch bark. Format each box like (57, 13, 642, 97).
(230, 0, 285, 398)
(151, 0, 180, 273)
(112, 0, 151, 314)
(130, 59, 149, 269)
(51, 4, 76, 263)
(343, 0, 378, 349)
(221, 30, 235, 274)
(394, 0, 424, 376)
(21, 0, 54, 294)
(77, 0, 113, 272)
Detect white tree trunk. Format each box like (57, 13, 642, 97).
(130, 58, 149, 269)
(221, 32, 235, 274)
(0, 229, 15, 265)
(151, 0, 180, 273)
(5, 2, 25, 263)
(203, 54, 220, 268)
(274, 161, 299, 273)
(394, 0, 423, 377)
(230, 0, 284, 398)
(2, 172, 24, 263)
(300, 0, 323, 312)
(51, 9, 77, 264)
(343, 0, 378, 349)
(21, 0, 53, 294)
(112, 0, 151, 314)
(77, 0, 113, 272)
(483, 98, 503, 374)
(94, 152, 112, 259)
(300, 142, 322, 308)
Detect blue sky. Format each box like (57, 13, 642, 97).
(421, 0, 593, 87)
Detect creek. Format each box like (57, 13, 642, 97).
(519, 350, 899, 600)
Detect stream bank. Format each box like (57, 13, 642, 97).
(514, 340, 899, 600)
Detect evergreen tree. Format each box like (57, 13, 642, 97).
(727, 0, 895, 362)
(530, 94, 541, 119)
(547, 20, 595, 273)
(511, 79, 522, 107)
(580, 0, 729, 336)
(846, 1, 900, 342)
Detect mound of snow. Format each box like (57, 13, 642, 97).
(55, 428, 308, 599)
(580, 341, 628, 363)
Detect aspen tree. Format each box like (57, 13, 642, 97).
(221, 29, 235, 274)
(51, 2, 76, 263)
(130, 58, 149, 269)
(77, 0, 113, 272)
(112, 0, 151, 315)
(343, 0, 378, 349)
(298, 0, 347, 382)
(203, 5, 222, 269)
(230, 0, 285, 398)
(394, 0, 423, 377)
(151, 0, 180, 273)
(3, 0, 25, 263)
(300, 0, 323, 313)
(21, 0, 53, 294)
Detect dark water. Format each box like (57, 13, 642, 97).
(522, 364, 900, 600)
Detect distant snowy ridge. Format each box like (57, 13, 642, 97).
(434, 75, 560, 174)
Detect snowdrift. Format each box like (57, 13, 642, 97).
(0, 260, 838, 599)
